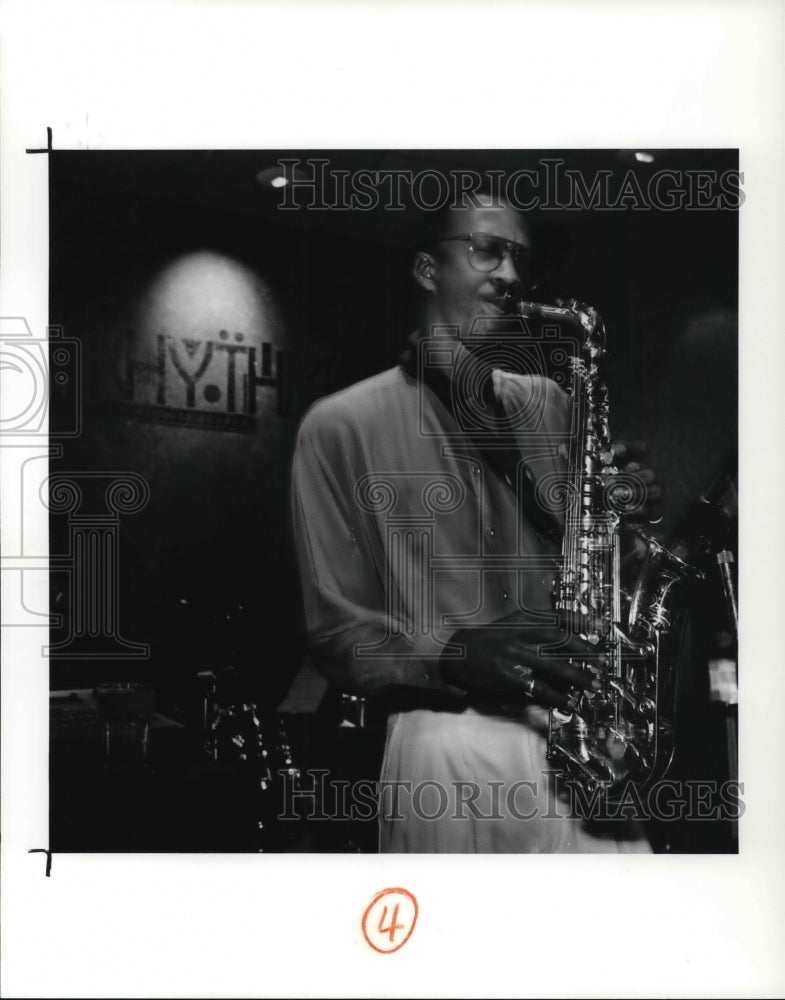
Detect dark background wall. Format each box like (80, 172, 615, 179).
(48, 150, 738, 719)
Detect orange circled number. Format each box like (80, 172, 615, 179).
(361, 888, 418, 954)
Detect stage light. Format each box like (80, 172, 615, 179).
(256, 164, 305, 189)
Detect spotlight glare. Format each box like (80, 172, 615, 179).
(270, 175, 289, 188)
(634, 151, 655, 164)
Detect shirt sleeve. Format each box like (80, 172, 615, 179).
(290, 404, 459, 697)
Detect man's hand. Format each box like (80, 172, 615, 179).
(608, 440, 663, 524)
(440, 610, 603, 712)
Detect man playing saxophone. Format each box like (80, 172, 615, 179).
(291, 188, 657, 852)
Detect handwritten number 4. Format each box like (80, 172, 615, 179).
(377, 903, 405, 943)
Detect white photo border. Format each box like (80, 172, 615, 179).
(1, 1, 784, 997)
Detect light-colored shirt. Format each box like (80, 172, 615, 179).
(291, 350, 653, 852)
(290, 354, 570, 696)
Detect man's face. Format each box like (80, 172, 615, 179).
(425, 201, 531, 338)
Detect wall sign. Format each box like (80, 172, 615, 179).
(106, 329, 291, 431)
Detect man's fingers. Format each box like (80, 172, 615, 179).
(503, 660, 577, 710)
(559, 630, 607, 659)
(531, 619, 606, 660)
(508, 643, 600, 692)
(613, 440, 648, 462)
(621, 465, 656, 484)
(527, 677, 579, 712)
(535, 656, 600, 691)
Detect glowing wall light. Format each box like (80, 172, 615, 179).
(122, 250, 288, 431)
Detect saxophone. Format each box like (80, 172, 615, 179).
(518, 298, 703, 799)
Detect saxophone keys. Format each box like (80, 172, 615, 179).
(636, 698, 656, 719)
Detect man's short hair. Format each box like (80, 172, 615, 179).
(415, 182, 511, 255)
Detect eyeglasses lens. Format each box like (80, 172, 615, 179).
(468, 236, 531, 283)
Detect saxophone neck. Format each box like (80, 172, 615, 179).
(517, 298, 606, 355)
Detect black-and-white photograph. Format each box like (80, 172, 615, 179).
(3, 1, 784, 996)
(48, 149, 740, 856)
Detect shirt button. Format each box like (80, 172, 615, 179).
(473, 464, 480, 475)
(487, 526, 495, 537)
(502, 590, 509, 601)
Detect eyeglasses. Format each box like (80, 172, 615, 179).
(432, 232, 533, 276)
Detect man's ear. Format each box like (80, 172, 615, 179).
(412, 251, 437, 292)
